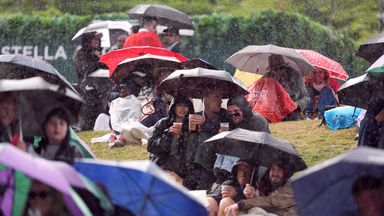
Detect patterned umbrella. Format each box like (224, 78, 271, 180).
(297, 49, 349, 81)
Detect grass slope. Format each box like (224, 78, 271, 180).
(78, 120, 357, 167)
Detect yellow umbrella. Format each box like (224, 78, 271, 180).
(233, 69, 262, 88)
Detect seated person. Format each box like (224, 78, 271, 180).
(30, 108, 84, 164)
(339, 175, 384, 216)
(147, 95, 198, 187)
(207, 160, 257, 216)
(304, 68, 338, 119)
(262, 54, 310, 120)
(224, 160, 297, 216)
(0, 93, 26, 150)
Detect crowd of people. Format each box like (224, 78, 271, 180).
(1, 6, 383, 216)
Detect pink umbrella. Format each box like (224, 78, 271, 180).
(297, 49, 349, 81)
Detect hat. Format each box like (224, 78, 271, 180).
(268, 54, 287, 70)
(164, 27, 180, 36)
(132, 71, 147, 77)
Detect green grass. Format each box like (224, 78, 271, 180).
(78, 120, 357, 168)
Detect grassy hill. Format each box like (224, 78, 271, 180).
(78, 120, 357, 168)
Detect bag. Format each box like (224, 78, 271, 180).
(324, 106, 362, 130)
(109, 95, 141, 132)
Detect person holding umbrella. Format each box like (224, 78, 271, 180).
(30, 108, 84, 164)
(147, 95, 197, 185)
(263, 54, 310, 120)
(224, 159, 297, 216)
(164, 27, 181, 53)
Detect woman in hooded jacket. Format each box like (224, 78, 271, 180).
(30, 108, 84, 164)
(147, 95, 198, 186)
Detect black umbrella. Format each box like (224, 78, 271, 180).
(204, 128, 307, 173)
(357, 31, 384, 63)
(0, 77, 84, 136)
(291, 147, 384, 216)
(157, 67, 249, 99)
(0, 54, 76, 92)
(128, 4, 194, 30)
(181, 58, 218, 70)
(337, 73, 384, 110)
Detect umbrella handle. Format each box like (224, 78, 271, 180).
(250, 167, 256, 186)
(176, 74, 184, 97)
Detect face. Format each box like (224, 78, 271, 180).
(147, 20, 158, 33)
(117, 35, 127, 49)
(44, 116, 68, 145)
(269, 164, 285, 188)
(166, 33, 179, 44)
(236, 164, 252, 186)
(175, 103, 189, 119)
(134, 76, 147, 87)
(228, 104, 244, 124)
(355, 188, 384, 214)
(271, 66, 286, 76)
(313, 69, 326, 82)
(90, 37, 101, 48)
(204, 91, 222, 113)
(28, 181, 55, 216)
(0, 98, 17, 126)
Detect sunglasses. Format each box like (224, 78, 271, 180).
(228, 112, 241, 117)
(29, 190, 52, 199)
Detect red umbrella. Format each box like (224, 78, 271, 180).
(100, 46, 189, 78)
(296, 49, 349, 81)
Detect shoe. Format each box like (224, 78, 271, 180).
(131, 128, 149, 140)
(108, 134, 117, 143)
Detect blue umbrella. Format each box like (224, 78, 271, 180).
(74, 159, 208, 216)
(291, 147, 384, 216)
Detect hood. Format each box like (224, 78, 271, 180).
(227, 96, 253, 118)
(168, 95, 195, 118)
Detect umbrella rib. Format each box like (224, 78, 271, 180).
(137, 175, 156, 216)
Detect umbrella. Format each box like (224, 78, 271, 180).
(203, 128, 307, 173)
(100, 46, 188, 81)
(72, 21, 132, 48)
(291, 147, 384, 216)
(296, 49, 349, 81)
(157, 25, 195, 36)
(128, 4, 194, 30)
(157, 67, 249, 99)
(0, 54, 76, 92)
(89, 69, 109, 78)
(225, 44, 314, 76)
(74, 159, 208, 216)
(0, 144, 112, 216)
(357, 31, 384, 63)
(337, 71, 384, 110)
(181, 58, 218, 70)
(0, 77, 84, 136)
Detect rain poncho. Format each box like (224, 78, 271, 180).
(263, 66, 310, 111)
(247, 78, 298, 122)
(123, 32, 164, 48)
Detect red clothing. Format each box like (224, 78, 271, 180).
(124, 32, 164, 48)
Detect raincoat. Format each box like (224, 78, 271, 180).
(147, 96, 198, 180)
(263, 66, 310, 111)
(123, 32, 164, 48)
(237, 183, 297, 216)
(358, 99, 384, 148)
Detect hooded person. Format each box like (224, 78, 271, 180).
(147, 95, 199, 185)
(30, 108, 84, 164)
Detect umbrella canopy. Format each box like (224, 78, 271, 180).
(204, 128, 307, 173)
(89, 69, 109, 78)
(296, 49, 349, 81)
(357, 31, 384, 63)
(0, 144, 103, 216)
(72, 21, 132, 48)
(157, 67, 249, 99)
(128, 4, 194, 30)
(181, 58, 218, 70)
(100, 46, 188, 81)
(74, 159, 208, 216)
(0, 77, 84, 136)
(291, 147, 384, 216)
(337, 73, 384, 110)
(0, 54, 76, 92)
(225, 44, 314, 76)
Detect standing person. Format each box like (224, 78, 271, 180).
(304, 68, 338, 119)
(188, 89, 229, 190)
(30, 108, 84, 164)
(224, 160, 297, 216)
(164, 27, 181, 53)
(147, 95, 197, 185)
(0, 93, 26, 150)
(124, 16, 163, 48)
(358, 99, 384, 148)
(263, 54, 310, 120)
(112, 34, 128, 50)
